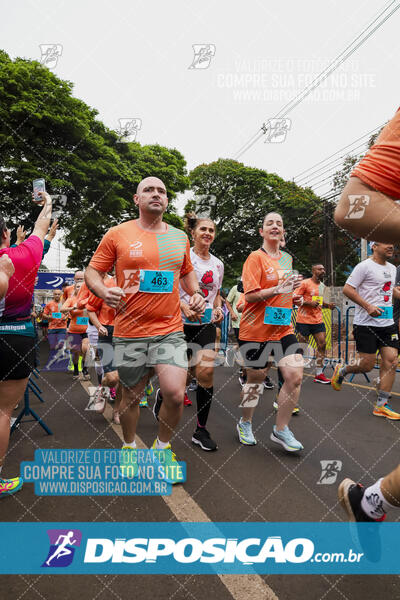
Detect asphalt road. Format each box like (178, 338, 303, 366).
(1, 341, 400, 600)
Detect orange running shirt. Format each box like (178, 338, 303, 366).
(62, 297, 88, 334)
(351, 107, 400, 198)
(62, 285, 74, 300)
(86, 277, 116, 327)
(43, 300, 68, 330)
(89, 220, 193, 338)
(296, 278, 325, 324)
(239, 249, 294, 342)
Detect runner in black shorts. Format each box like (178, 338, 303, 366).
(238, 212, 305, 453)
(0, 191, 53, 497)
(331, 243, 400, 420)
(153, 213, 224, 451)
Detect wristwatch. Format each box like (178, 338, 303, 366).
(193, 289, 206, 298)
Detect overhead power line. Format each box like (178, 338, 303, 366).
(233, 0, 399, 159)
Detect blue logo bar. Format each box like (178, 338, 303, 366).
(0, 522, 399, 574)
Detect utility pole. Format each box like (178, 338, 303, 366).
(323, 198, 335, 287)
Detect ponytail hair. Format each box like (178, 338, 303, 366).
(184, 212, 216, 237)
(184, 212, 198, 234)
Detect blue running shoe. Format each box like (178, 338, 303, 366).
(270, 425, 303, 452)
(236, 418, 256, 445)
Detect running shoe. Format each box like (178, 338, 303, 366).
(372, 402, 400, 420)
(150, 440, 185, 484)
(192, 428, 217, 451)
(183, 392, 192, 407)
(152, 388, 162, 421)
(272, 400, 300, 415)
(0, 477, 23, 497)
(82, 366, 91, 381)
(270, 425, 303, 452)
(338, 478, 384, 563)
(331, 364, 345, 391)
(338, 478, 385, 522)
(145, 382, 154, 396)
(236, 418, 257, 445)
(72, 371, 80, 380)
(109, 387, 117, 402)
(187, 378, 198, 392)
(264, 376, 274, 389)
(314, 373, 331, 384)
(139, 397, 148, 407)
(119, 446, 137, 479)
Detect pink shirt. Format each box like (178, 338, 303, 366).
(0, 235, 43, 320)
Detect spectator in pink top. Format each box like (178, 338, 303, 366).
(0, 191, 53, 498)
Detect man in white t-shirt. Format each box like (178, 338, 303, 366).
(331, 242, 400, 419)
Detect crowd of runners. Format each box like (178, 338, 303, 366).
(2, 107, 400, 524)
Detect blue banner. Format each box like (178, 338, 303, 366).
(0, 522, 398, 574)
(36, 272, 74, 290)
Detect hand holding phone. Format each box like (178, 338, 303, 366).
(33, 179, 46, 203)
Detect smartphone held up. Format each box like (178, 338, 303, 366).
(32, 178, 46, 203)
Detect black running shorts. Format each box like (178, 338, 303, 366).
(238, 334, 303, 369)
(0, 335, 35, 381)
(353, 324, 399, 354)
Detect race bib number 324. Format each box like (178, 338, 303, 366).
(264, 306, 292, 326)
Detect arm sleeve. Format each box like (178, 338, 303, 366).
(86, 291, 103, 314)
(89, 229, 117, 273)
(76, 283, 90, 309)
(242, 253, 262, 294)
(8, 235, 43, 268)
(346, 262, 365, 289)
(180, 238, 194, 277)
(296, 281, 307, 297)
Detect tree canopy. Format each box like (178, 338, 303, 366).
(187, 159, 358, 287)
(0, 51, 188, 266)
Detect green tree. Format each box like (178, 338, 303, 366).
(0, 51, 188, 266)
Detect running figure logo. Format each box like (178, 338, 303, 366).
(42, 529, 82, 567)
(263, 119, 291, 143)
(117, 118, 142, 142)
(317, 460, 342, 485)
(188, 44, 216, 69)
(345, 195, 370, 219)
(39, 44, 63, 69)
